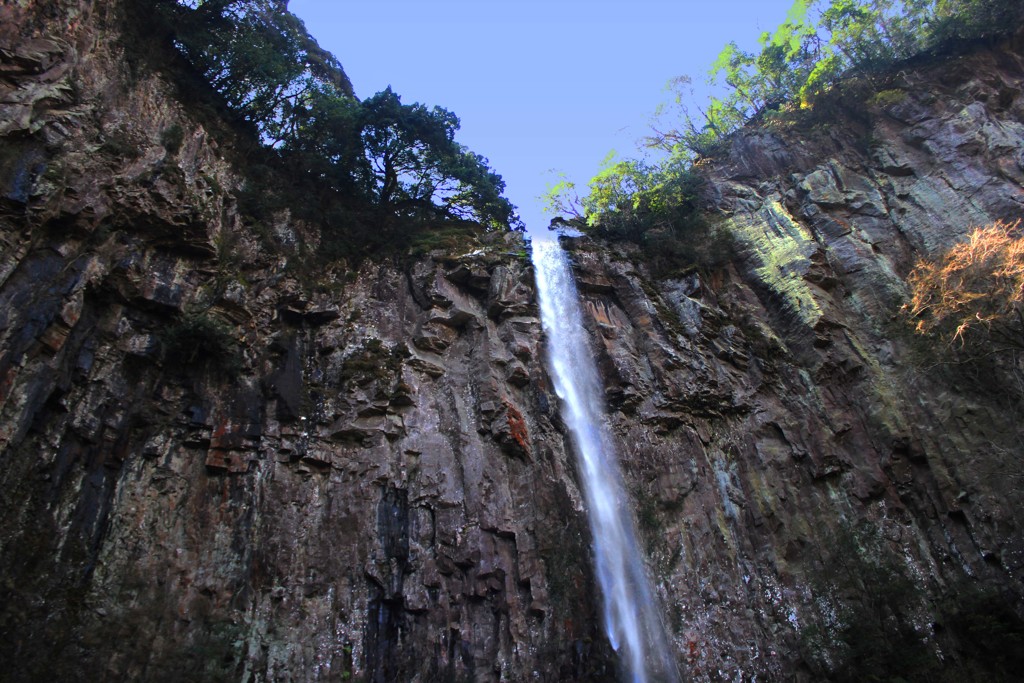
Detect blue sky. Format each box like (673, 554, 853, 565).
(289, 0, 798, 235)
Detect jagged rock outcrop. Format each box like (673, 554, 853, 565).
(0, 4, 610, 682)
(2, 2, 1024, 682)
(561, 29, 1024, 681)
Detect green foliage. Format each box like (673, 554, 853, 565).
(547, 0, 1022, 276)
(655, 0, 1024, 160)
(276, 86, 521, 256)
(99, 129, 142, 159)
(161, 124, 185, 154)
(799, 523, 936, 681)
(645, 76, 740, 159)
(351, 88, 518, 229)
(798, 522, 1024, 681)
(867, 87, 908, 107)
(134, 0, 521, 262)
(928, 0, 1024, 44)
(339, 338, 409, 385)
(406, 223, 481, 257)
(635, 490, 661, 538)
(160, 310, 241, 374)
(148, 0, 353, 145)
(545, 152, 729, 276)
(540, 520, 588, 608)
(181, 619, 246, 683)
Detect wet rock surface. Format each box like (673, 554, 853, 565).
(559, 30, 1024, 681)
(1, 3, 1024, 682)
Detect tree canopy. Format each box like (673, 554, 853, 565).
(543, 152, 722, 276)
(140, 0, 521, 257)
(353, 89, 515, 228)
(659, 0, 1024, 160)
(150, 0, 353, 145)
(545, 0, 1024, 273)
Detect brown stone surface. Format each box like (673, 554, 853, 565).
(555, 30, 1024, 681)
(0, 5, 608, 682)
(1, 3, 1023, 682)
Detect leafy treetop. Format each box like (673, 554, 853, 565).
(150, 0, 353, 145)
(545, 0, 1024, 273)
(649, 0, 1024, 160)
(140, 0, 521, 256)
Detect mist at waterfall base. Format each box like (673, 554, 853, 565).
(532, 239, 679, 683)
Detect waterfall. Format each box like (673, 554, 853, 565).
(532, 239, 679, 683)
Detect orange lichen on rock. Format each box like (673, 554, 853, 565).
(505, 401, 530, 454)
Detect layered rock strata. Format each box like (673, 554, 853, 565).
(2, 2, 1024, 681)
(564, 29, 1024, 680)
(0, 4, 609, 681)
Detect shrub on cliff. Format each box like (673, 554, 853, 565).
(800, 522, 1024, 680)
(160, 311, 242, 374)
(544, 154, 731, 276)
(798, 523, 936, 681)
(545, 0, 1023, 274)
(662, 0, 1024, 160)
(904, 219, 1024, 352)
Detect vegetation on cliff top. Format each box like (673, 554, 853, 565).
(545, 0, 1024, 273)
(133, 0, 521, 262)
(656, 0, 1024, 159)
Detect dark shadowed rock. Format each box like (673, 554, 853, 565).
(1, 5, 1023, 683)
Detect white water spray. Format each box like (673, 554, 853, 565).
(532, 239, 679, 683)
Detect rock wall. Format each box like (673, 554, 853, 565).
(563, 29, 1024, 681)
(2, 2, 1024, 681)
(0, 4, 611, 681)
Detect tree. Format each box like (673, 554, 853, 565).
(149, 0, 353, 144)
(644, 0, 1024, 162)
(904, 219, 1024, 351)
(141, 0, 522, 241)
(543, 0, 1024, 275)
(542, 152, 715, 274)
(929, 0, 1024, 44)
(354, 88, 519, 230)
(544, 152, 677, 240)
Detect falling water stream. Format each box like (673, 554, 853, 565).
(532, 239, 679, 683)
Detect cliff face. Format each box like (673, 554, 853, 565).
(1, 3, 1023, 682)
(0, 4, 607, 681)
(564, 30, 1024, 680)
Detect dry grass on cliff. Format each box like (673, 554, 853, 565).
(905, 219, 1024, 351)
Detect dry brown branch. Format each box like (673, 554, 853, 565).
(905, 219, 1024, 350)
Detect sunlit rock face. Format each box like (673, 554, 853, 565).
(560, 28, 1024, 681)
(1, 2, 1023, 681)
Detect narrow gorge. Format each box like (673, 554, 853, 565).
(1, 2, 1023, 681)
